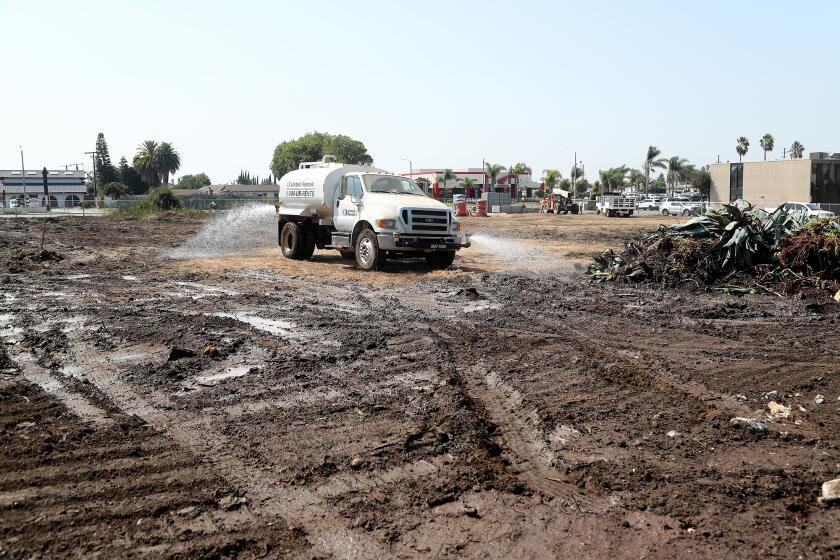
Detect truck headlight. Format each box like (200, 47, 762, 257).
(374, 219, 396, 229)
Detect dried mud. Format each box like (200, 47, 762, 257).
(0, 213, 838, 559)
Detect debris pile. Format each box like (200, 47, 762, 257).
(589, 203, 840, 296)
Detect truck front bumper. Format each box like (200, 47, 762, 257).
(377, 232, 471, 251)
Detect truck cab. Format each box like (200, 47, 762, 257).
(276, 158, 469, 271)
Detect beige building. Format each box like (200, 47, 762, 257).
(710, 153, 840, 207)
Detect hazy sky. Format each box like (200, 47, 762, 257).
(2, 0, 839, 183)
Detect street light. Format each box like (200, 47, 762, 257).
(401, 158, 417, 190)
(19, 146, 26, 205)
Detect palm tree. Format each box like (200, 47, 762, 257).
(509, 162, 532, 176)
(484, 163, 505, 194)
(665, 156, 689, 195)
(542, 169, 561, 192)
(458, 177, 475, 198)
(736, 137, 750, 162)
(133, 140, 160, 186)
(759, 133, 774, 161)
(156, 142, 181, 185)
(643, 146, 667, 194)
(790, 140, 805, 159)
(435, 169, 455, 192)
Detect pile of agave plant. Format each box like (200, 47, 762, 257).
(589, 202, 840, 296)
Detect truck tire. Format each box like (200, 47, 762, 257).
(661, 209, 669, 216)
(682, 209, 691, 216)
(280, 222, 315, 260)
(354, 229, 384, 271)
(426, 251, 456, 269)
(299, 222, 316, 259)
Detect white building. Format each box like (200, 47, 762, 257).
(1, 169, 87, 208)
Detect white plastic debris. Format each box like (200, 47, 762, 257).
(814, 394, 825, 405)
(767, 401, 791, 419)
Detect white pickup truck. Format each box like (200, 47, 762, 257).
(276, 156, 469, 271)
(596, 194, 634, 217)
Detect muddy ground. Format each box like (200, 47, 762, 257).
(1, 211, 838, 559)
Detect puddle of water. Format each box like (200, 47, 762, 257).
(0, 313, 13, 323)
(210, 312, 299, 338)
(122, 275, 139, 281)
(65, 274, 93, 280)
(469, 234, 572, 274)
(43, 291, 70, 297)
(168, 204, 277, 259)
(195, 365, 252, 385)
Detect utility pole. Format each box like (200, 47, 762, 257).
(85, 150, 98, 198)
(400, 158, 414, 189)
(19, 146, 26, 205)
(572, 151, 577, 200)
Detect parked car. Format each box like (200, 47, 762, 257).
(637, 199, 660, 210)
(8, 198, 20, 209)
(660, 199, 694, 216)
(779, 202, 835, 218)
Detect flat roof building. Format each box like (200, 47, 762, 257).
(710, 152, 840, 209)
(0, 169, 87, 208)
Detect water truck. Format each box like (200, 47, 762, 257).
(275, 156, 470, 271)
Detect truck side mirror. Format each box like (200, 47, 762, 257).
(338, 177, 347, 200)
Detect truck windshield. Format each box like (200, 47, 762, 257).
(363, 175, 425, 195)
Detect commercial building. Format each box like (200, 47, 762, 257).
(710, 152, 840, 209)
(0, 169, 87, 208)
(403, 168, 540, 199)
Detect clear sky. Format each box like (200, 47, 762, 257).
(2, 0, 838, 183)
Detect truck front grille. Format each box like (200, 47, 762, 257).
(404, 209, 449, 233)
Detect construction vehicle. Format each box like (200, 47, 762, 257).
(540, 188, 579, 214)
(275, 156, 470, 271)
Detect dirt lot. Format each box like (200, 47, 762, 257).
(1, 211, 838, 559)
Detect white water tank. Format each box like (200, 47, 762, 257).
(277, 159, 386, 218)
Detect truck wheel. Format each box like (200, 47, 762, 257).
(355, 229, 384, 271)
(661, 209, 669, 216)
(682, 209, 691, 216)
(426, 251, 456, 269)
(339, 250, 355, 260)
(299, 223, 316, 259)
(280, 222, 304, 259)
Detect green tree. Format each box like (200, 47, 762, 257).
(484, 163, 505, 192)
(237, 170, 258, 185)
(628, 168, 646, 190)
(665, 156, 690, 194)
(557, 178, 572, 190)
(736, 136, 750, 162)
(599, 166, 629, 192)
(133, 140, 160, 186)
(690, 166, 712, 199)
(95, 133, 119, 186)
(542, 169, 561, 191)
(102, 182, 127, 198)
(759, 133, 774, 161)
(156, 142, 181, 185)
(177, 173, 211, 189)
(643, 145, 667, 194)
(436, 169, 455, 190)
(119, 156, 148, 195)
(649, 172, 667, 193)
(260, 174, 274, 185)
(415, 177, 431, 192)
(790, 140, 805, 159)
(270, 132, 373, 178)
(460, 177, 475, 190)
(509, 162, 532, 175)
